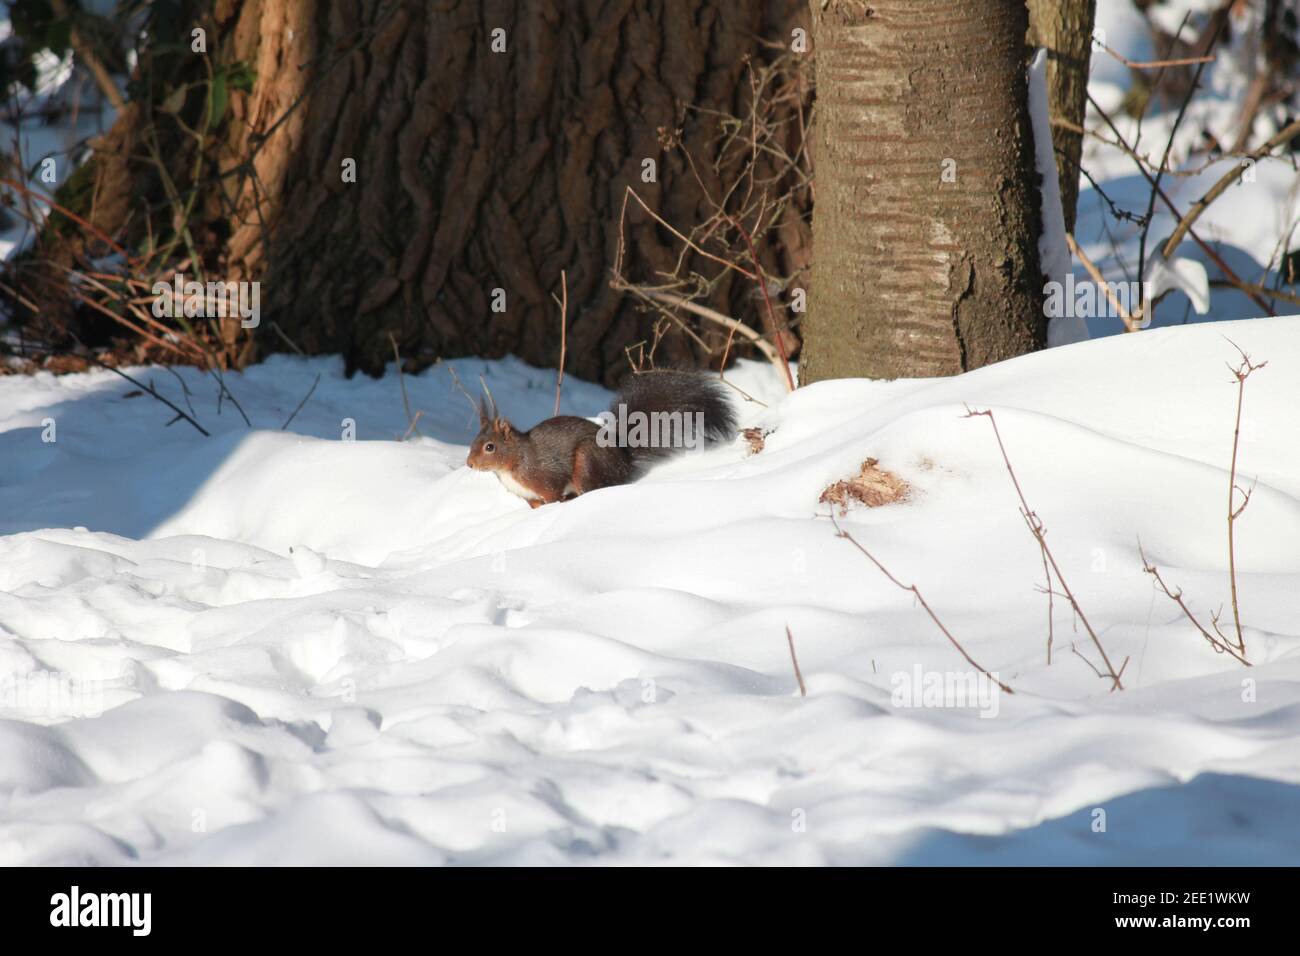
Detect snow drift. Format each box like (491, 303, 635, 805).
(1, 318, 1299, 864)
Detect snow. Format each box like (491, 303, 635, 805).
(2, 321, 1300, 864)
(1142, 246, 1211, 316)
(1090, 0, 1156, 94)
(1029, 49, 1086, 348)
(3, 1, 1300, 867)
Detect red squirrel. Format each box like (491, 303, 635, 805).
(467, 369, 737, 507)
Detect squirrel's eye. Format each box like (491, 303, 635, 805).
(483, 442, 496, 453)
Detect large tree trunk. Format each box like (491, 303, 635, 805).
(1026, 0, 1096, 233)
(800, 0, 1046, 383)
(35, 0, 812, 384)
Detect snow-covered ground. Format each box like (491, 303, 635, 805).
(3, 1, 1300, 866)
(2, 319, 1299, 864)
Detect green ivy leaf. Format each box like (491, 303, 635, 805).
(226, 61, 258, 92)
(207, 72, 228, 127)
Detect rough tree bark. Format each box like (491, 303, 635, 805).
(1026, 0, 1096, 233)
(36, 0, 812, 383)
(800, 0, 1046, 383)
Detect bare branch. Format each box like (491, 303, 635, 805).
(785, 625, 807, 697)
(1221, 340, 1266, 655)
(724, 213, 795, 392)
(1086, 93, 1277, 318)
(388, 332, 424, 440)
(1162, 117, 1300, 261)
(965, 407, 1123, 691)
(1065, 233, 1140, 332)
(829, 513, 1013, 695)
(552, 270, 568, 416)
(90, 357, 210, 437)
(1100, 41, 1215, 70)
(281, 373, 321, 431)
(1139, 540, 1251, 666)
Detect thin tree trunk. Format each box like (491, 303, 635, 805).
(801, 0, 1045, 383)
(1027, 0, 1097, 233)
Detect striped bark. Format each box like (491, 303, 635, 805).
(801, 0, 1045, 383)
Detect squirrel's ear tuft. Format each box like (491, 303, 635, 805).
(495, 418, 512, 436)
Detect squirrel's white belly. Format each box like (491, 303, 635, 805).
(493, 471, 577, 502)
(495, 470, 541, 501)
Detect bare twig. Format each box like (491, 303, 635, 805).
(1136, 14, 1224, 326)
(1100, 41, 1215, 70)
(388, 332, 424, 439)
(1065, 233, 1140, 332)
(965, 407, 1122, 691)
(606, 57, 811, 379)
(1053, 116, 1225, 181)
(0, 177, 133, 261)
(785, 625, 807, 697)
(1039, 546, 1055, 667)
(624, 288, 784, 366)
(401, 409, 424, 442)
(829, 513, 1014, 695)
(725, 213, 795, 392)
(207, 364, 251, 427)
(446, 365, 481, 424)
(281, 372, 321, 431)
(269, 320, 308, 356)
(60, 267, 208, 361)
(1162, 117, 1300, 261)
(552, 270, 568, 416)
(1222, 341, 1266, 655)
(1207, 278, 1300, 310)
(1086, 93, 1276, 318)
(64, 285, 194, 359)
(616, 186, 758, 281)
(89, 357, 210, 437)
(161, 365, 198, 419)
(1139, 540, 1251, 665)
(1070, 645, 1130, 684)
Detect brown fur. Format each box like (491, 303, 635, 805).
(465, 370, 734, 506)
(467, 416, 632, 506)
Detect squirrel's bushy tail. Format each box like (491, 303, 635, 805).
(610, 369, 737, 465)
